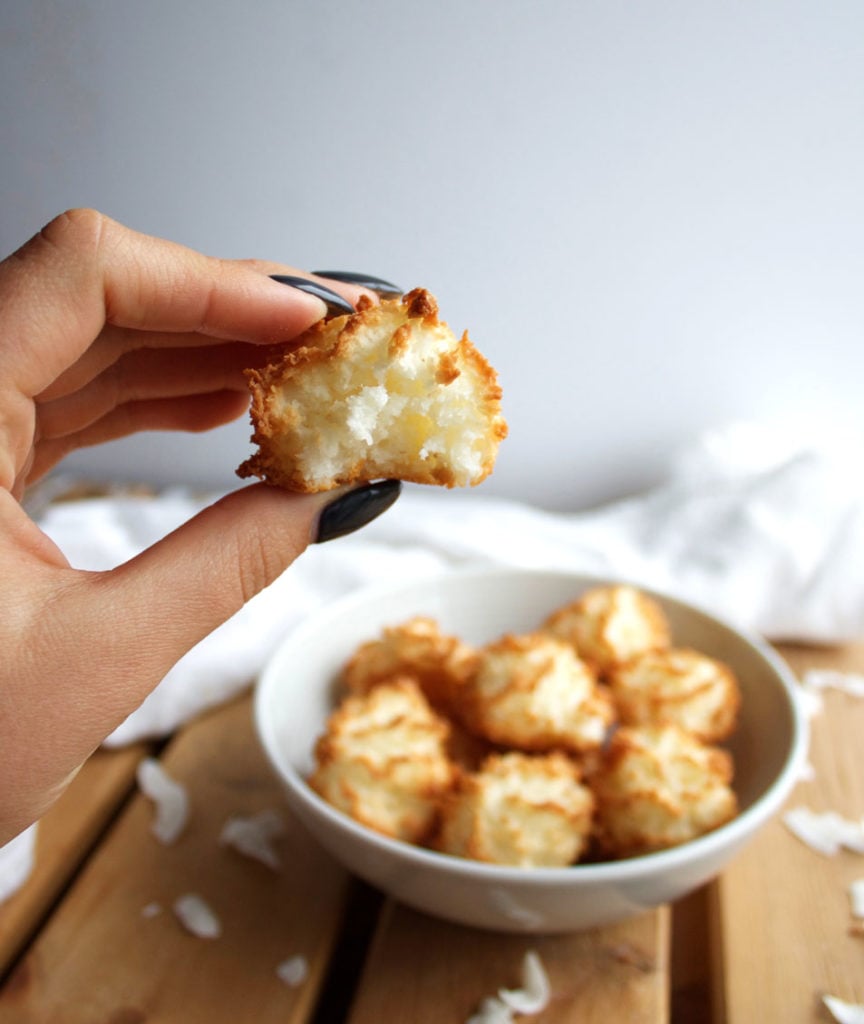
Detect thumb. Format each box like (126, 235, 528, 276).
(2, 479, 400, 840)
(79, 480, 401, 725)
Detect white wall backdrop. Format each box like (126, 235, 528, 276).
(2, 1, 863, 510)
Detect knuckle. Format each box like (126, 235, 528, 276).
(39, 208, 108, 256)
(233, 528, 303, 607)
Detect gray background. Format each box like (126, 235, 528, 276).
(2, 1, 863, 511)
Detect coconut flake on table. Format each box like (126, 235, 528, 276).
(219, 809, 285, 870)
(795, 684, 825, 719)
(824, 994, 864, 1024)
(140, 902, 163, 919)
(136, 758, 189, 844)
(782, 807, 864, 856)
(466, 997, 515, 1024)
(465, 950, 551, 1024)
(498, 951, 550, 1015)
(173, 893, 221, 939)
(849, 879, 864, 919)
(803, 669, 864, 699)
(276, 955, 309, 987)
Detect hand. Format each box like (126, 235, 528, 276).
(0, 209, 400, 843)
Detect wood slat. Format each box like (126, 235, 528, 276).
(0, 696, 350, 1024)
(347, 901, 669, 1023)
(0, 742, 148, 977)
(712, 643, 864, 1022)
(669, 887, 714, 1022)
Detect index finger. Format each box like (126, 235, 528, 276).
(0, 209, 341, 397)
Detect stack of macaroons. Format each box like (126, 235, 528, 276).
(308, 585, 742, 868)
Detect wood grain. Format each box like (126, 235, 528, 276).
(0, 698, 349, 1024)
(347, 901, 669, 1023)
(0, 743, 148, 977)
(712, 643, 864, 1022)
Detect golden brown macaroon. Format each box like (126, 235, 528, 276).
(237, 288, 507, 492)
(591, 723, 738, 858)
(462, 633, 615, 755)
(542, 584, 671, 676)
(608, 647, 741, 742)
(308, 678, 456, 845)
(342, 616, 479, 713)
(436, 751, 595, 867)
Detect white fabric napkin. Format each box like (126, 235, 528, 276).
(3, 421, 864, 899)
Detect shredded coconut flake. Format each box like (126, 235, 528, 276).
(137, 758, 189, 845)
(824, 994, 864, 1024)
(466, 997, 514, 1024)
(140, 902, 163, 919)
(219, 809, 285, 870)
(498, 950, 550, 1015)
(173, 893, 221, 939)
(803, 670, 864, 699)
(783, 807, 864, 856)
(466, 951, 550, 1024)
(276, 955, 309, 987)
(849, 879, 864, 919)
(795, 684, 825, 719)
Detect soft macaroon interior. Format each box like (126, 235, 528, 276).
(270, 318, 495, 488)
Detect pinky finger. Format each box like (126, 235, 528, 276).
(29, 390, 250, 485)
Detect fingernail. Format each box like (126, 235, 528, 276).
(269, 274, 355, 318)
(311, 270, 403, 298)
(315, 480, 402, 543)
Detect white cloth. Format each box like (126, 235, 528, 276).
(3, 422, 864, 898)
(0, 825, 37, 904)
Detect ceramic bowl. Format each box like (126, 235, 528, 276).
(255, 569, 807, 933)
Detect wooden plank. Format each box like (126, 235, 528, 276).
(712, 643, 864, 1022)
(0, 743, 148, 976)
(347, 901, 669, 1023)
(0, 695, 350, 1024)
(670, 886, 713, 1022)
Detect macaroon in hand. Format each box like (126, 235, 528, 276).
(238, 288, 507, 492)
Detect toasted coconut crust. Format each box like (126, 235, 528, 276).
(462, 632, 615, 755)
(308, 678, 456, 844)
(542, 585, 671, 676)
(237, 288, 507, 492)
(591, 724, 738, 857)
(342, 616, 479, 714)
(436, 751, 595, 867)
(608, 647, 741, 742)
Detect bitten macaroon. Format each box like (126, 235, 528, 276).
(238, 288, 507, 492)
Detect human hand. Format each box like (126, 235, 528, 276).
(0, 209, 401, 843)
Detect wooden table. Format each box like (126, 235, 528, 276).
(0, 643, 861, 1023)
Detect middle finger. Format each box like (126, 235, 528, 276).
(36, 342, 269, 441)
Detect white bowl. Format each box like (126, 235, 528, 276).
(255, 569, 807, 933)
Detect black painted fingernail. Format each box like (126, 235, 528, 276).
(311, 270, 403, 298)
(315, 480, 402, 544)
(269, 274, 355, 318)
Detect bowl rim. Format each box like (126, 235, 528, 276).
(255, 566, 809, 886)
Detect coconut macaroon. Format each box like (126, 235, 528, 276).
(342, 616, 479, 713)
(609, 648, 741, 743)
(308, 678, 456, 845)
(437, 752, 595, 867)
(542, 584, 671, 677)
(463, 633, 615, 755)
(237, 288, 507, 492)
(591, 723, 738, 858)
